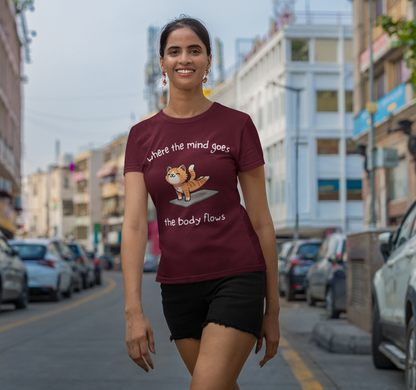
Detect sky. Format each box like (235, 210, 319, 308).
(22, 0, 352, 176)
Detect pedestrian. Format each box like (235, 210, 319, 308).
(121, 16, 280, 390)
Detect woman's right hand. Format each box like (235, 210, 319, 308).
(126, 313, 156, 372)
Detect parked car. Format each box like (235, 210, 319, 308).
(0, 233, 28, 312)
(86, 251, 102, 285)
(278, 241, 293, 297)
(54, 240, 83, 292)
(9, 239, 73, 301)
(280, 239, 322, 301)
(304, 233, 346, 318)
(372, 200, 416, 388)
(99, 254, 113, 270)
(143, 254, 160, 272)
(67, 241, 95, 289)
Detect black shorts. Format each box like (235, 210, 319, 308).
(161, 271, 266, 341)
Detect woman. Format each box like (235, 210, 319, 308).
(121, 17, 280, 390)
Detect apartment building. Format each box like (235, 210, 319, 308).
(22, 155, 74, 238)
(353, 0, 416, 226)
(97, 135, 127, 256)
(73, 149, 102, 250)
(210, 17, 364, 237)
(0, 0, 23, 237)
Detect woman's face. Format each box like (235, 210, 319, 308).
(160, 27, 212, 91)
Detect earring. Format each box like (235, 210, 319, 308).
(162, 72, 167, 86)
(202, 69, 210, 84)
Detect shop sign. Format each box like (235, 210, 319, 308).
(354, 83, 406, 138)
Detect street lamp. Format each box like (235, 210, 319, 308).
(268, 81, 304, 240)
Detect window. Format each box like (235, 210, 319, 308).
(346, 139, 359, 155)
(75, 226, 88, 240)
(275, 180, 281, 204)
(395, 205, 416, 248)
(76, 159, 87, 172)
(282, 180, 286, 203)
(75, 203, 88, 217)
(317, 139, 339, 155)
(375, 72, 385, 100)
(345, 91, 353, 112)
(77, 180, 88, 193)
(318, 179, 339, 201)
(316, 91, 338, 112)
(389, 157, 407, 200)
(315, 39, 337, 62)
(64, 177, 69, 189)
(291, 40, 309, 61)
(274, 96, 280, 119)
(63, 200, 73, 216)
(375, 0, 384, 17)
(344, 40, 352, 62)
(347, 180, 362, 200)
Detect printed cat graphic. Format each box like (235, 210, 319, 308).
(165, 164, 209, 202)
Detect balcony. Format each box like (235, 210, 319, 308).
(102, 183, 118, 199)
(73, 192, 90, 204)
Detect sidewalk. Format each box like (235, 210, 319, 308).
(312, 319, 371, 354)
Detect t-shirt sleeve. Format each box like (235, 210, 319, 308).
(237, 116, 265, 172)
(123, 126, 144, 175)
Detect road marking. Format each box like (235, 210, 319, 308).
(280, 336, 324, 390)
(0, 276, 116, 333)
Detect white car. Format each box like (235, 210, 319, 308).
(10, 239, 73, 301)
(372, 200, 416, 389)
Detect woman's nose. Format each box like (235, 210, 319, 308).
(179, 52, 191, 64)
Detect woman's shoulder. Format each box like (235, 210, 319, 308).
(214, 103, 251, 122)
(128, 112, 162, 135)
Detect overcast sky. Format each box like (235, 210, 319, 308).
(22, 0, 352, 176)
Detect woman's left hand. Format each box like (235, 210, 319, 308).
(255, 312, 280, 367)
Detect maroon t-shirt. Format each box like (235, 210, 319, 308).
(124, 102, 267, 283)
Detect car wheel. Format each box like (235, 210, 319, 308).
(326, 287, 339, 319)
(286, 278, 295, 302)
(63, 280, 73, 298)
(372, 299, 395, 369)
(51, 278, 62, 302)
(89, 273, 95, 288)
(306, 285, 316, 306)
(82, 274, 89, 290)
(406, 317, 416, 389)
(74, 272, 82, 292)
(14, 279, 28, 309)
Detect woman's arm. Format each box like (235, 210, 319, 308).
(238, 165, 280, 368)
(121, 172, 155, 372)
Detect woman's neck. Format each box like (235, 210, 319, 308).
(163, 87, 212, 118)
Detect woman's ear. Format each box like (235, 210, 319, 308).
(206, 54, 212, 72)
(159, 56, 166, 73)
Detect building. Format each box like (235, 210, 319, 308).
(352, 0, 416, 227)
(21, 155, 74, 239)
(97, 135, 127, 256)
(210, 16, 363, 237)
(0, 0, 24, 237)
(73, 149, 103, 251)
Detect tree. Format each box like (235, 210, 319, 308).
(13, 0, 34, 13)
(377, 1, 416, 93)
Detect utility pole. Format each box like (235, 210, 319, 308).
(268, 81, 304, 239)
(368, 0, 377, 228)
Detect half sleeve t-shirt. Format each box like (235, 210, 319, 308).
(124, 102, 267, 284)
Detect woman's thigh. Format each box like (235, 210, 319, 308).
(189, 323, 256, 390)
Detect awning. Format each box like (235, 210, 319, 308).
(96, 166, 117, 178)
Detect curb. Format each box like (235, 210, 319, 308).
(312, 320, 371, 354)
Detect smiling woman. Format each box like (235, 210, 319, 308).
(121, 16, 280, 390)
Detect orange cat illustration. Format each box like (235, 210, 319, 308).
(165, 164, 209, 202)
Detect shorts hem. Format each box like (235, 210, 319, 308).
(169, 334, 202, 342)
(202, 319, 262, 340)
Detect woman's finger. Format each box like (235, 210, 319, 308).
(148, 329, 156, 354)
(255, 337, 263, 354)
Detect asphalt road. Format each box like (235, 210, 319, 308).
(0, 271, 406, 389)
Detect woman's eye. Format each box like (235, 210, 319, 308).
(169, 50, 179, 55)
(191, 49, 200, 54)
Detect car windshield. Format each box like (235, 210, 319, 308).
(297, 243, 321, 260)
(68, 244, 81, 257)
(13, 244, 46, 260)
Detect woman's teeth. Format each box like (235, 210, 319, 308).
(177, 70, 194, 73)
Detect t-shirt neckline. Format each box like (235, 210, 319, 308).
(158, 102, 219, 123)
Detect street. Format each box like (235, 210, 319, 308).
(0, 271, 405, 390)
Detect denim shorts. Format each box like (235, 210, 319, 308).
(161, 271, 266, 341)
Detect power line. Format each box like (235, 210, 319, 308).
(25, 108, 129, 122)
(24, 93, 140, 102)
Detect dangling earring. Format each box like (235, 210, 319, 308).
(203, 69, 210, 84)
(162, 72, 167, 86)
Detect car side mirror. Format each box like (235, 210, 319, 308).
(378, 232, 392, 262)
(12, 248, 19, 256)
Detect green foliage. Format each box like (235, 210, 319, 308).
(13, 0, 34, 13)
(377, 11, 416, 92)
